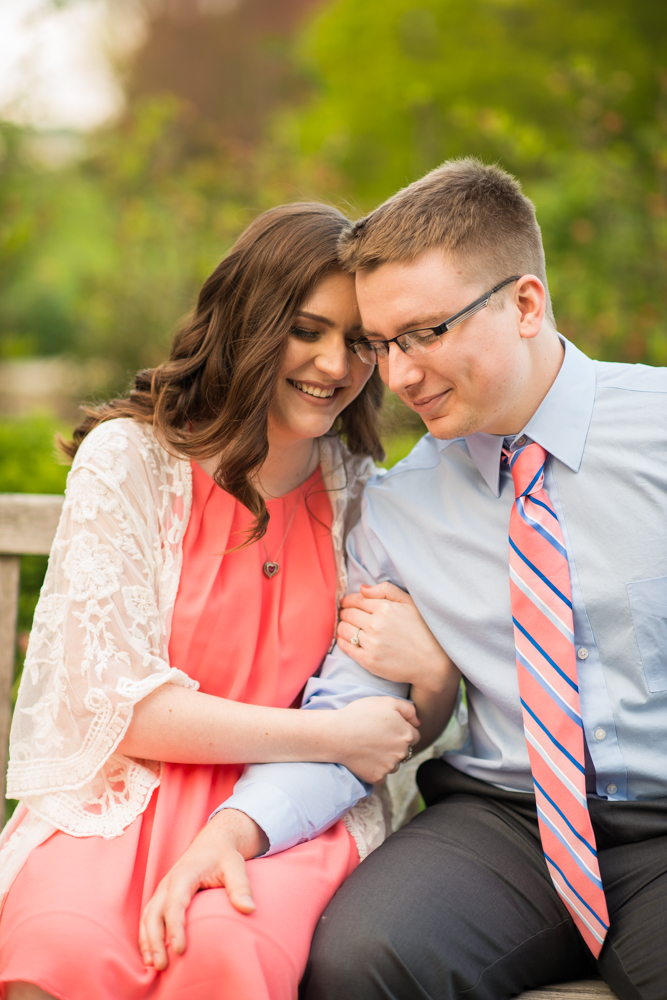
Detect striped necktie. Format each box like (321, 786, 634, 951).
(504, 441, 609, 957)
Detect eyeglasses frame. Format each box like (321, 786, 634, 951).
(351, 275, 522, 364)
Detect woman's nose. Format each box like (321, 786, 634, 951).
(314, 340, 350, 379)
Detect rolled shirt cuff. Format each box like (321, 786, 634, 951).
(210, 762, 371, 857)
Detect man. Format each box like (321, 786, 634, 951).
(143, 159, 667, 999)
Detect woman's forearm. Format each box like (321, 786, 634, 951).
(118, 683, 340, 765)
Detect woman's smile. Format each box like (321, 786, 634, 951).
(270, 270, 372, 443)
(287, 378, 343, 401)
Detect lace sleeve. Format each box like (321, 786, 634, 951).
(6, 419, 197, 838)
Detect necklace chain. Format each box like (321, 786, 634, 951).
(259, 441, 316, 579)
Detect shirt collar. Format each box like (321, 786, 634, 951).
(437, 337, 596, 497)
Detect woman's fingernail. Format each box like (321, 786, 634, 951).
(240, 894, 255, 908)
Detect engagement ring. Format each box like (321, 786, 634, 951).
(401, 746, 414, 764)
(351, 627, 361, 646)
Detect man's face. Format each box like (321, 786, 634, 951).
(355, 250, 536, 439)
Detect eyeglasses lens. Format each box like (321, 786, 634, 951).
(354, 330, 443, 364)
(402, 332, 442, 355)
(354, 343, 380, 364)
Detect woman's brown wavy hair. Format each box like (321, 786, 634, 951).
(60, 202, 385, 542)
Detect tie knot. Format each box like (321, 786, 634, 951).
(502, 441, 547, 499)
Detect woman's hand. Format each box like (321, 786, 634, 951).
(337, 583, 462, 752)
(330, 696, 420, 782)
(139, 809, 267, 971)
(337, 582, 456, 693)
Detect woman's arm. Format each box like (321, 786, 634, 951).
(337, 582, 462, 753)
(118, 683, 419, 784)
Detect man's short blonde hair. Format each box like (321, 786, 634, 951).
(339, 157, 554, 324)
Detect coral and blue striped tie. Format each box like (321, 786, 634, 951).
(504, 441, 609, 956)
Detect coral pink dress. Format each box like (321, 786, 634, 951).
(0, 463, 359, 1000)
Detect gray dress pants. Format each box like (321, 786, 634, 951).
(300, 761, 667, 1000)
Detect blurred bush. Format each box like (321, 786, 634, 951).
(284, 0, 667, 364)
(0, 415, 68, 496)
(3, 0, 665, 391)
(0, 0, 665, 475)
(0, 105, 258, 383)
(0, 416, 67, 692)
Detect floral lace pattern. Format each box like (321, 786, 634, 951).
(0, 422, 382, 905)
(7, 420, 196, 835)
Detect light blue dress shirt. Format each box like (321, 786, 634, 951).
(220, 339, 667, 854)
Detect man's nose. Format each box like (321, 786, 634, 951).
(382, 343, 423, 394)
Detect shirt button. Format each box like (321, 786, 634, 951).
(515, 435, 527, 448)
(594, 728, 606, 741)
(606, 783, 618, 795)
(577, 647, 589, 660)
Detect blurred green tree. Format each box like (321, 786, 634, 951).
(0, 102, 264, 382)
(285, 0, 667, 362)
(0, 0, 326, 383)
(1, 0, 666, 391)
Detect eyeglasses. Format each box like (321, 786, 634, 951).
(350, 276, 521, 365)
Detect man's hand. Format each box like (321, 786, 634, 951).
(139, 809, 268, 971)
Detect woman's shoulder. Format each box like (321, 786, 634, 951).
(66, 417, 192, 537)
(72, 418, 177, 487)
(320, 434, 378, 491)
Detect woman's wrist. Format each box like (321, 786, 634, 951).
(297, 706, 343, 764)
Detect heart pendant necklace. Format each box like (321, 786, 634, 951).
(259, 440, 315, 579)
(260, 480, 306, 579)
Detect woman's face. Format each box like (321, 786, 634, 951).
(269, 270, 373, 443)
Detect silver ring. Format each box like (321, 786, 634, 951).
(400, 746, 413, 764)
(351, 627, 361, 646)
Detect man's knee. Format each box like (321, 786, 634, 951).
(301, 799, 592, 1000)
(301, 865, 417, 998)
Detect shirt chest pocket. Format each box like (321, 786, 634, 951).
(627, 575, 667, 693)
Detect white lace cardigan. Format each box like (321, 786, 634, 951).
(0, 418, 393, 909)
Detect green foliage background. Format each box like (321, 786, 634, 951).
(3, 0, 667, 379)
(0, 417, 68, 717)
(0, 0, 666, 661)
(288, 0, 667, 363)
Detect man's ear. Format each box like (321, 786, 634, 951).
(514, 275, 546, 340)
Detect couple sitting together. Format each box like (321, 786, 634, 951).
(0, 158, 666, 1000)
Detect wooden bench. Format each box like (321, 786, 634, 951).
(0, 492, 617, 999)
(0, 492, 65, 815)
(518, 983, 615, 998)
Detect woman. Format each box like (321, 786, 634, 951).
(0, 204, 427, 1000)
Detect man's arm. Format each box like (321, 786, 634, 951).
(218, 650, 409, 854)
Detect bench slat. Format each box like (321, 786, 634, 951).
(518, 980, 616, 998)
(0, 493, 64, 556)
(0, 555, 20, 821)
(0, 494, 64, 821)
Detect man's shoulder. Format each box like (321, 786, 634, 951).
(366, 433, 446, 496)
(593, 359, 667, 395)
